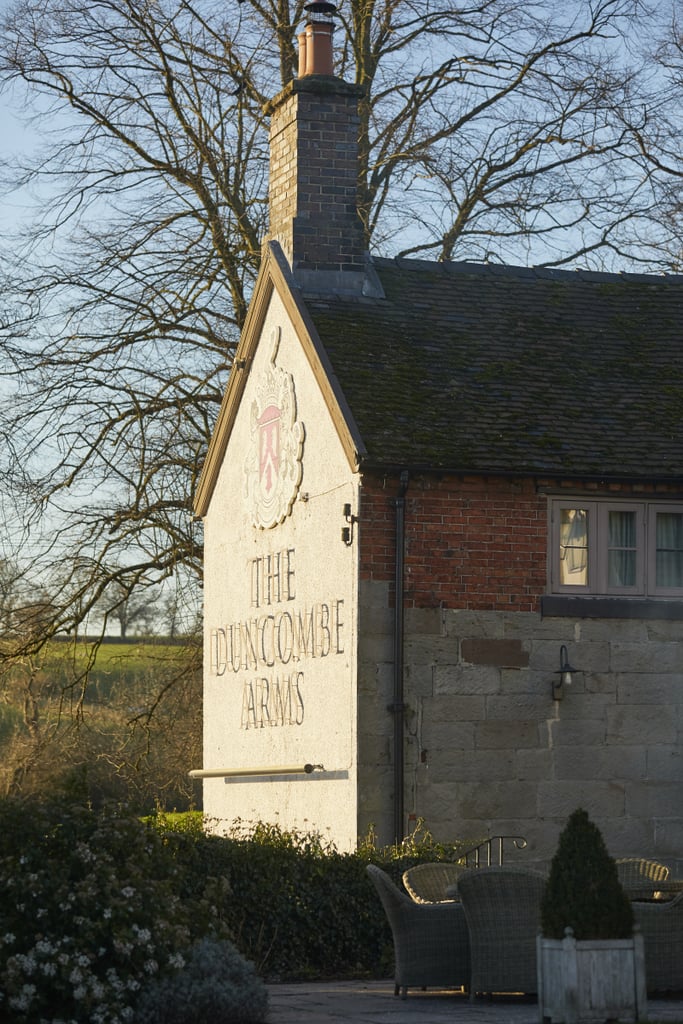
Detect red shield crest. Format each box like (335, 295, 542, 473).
(258, 404, 281, 497)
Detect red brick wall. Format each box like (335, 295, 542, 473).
(359, 474, 544, 611)
(359, 474, 683, 612)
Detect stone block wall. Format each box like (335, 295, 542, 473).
(358, 580, 683, 871)
(356, 472, 683, 871)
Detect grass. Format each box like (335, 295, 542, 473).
(1, 636, 198, 703)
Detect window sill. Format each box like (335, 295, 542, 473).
(541, 596, 683, 620)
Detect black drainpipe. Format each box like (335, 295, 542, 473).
(390, 469, 409, 844)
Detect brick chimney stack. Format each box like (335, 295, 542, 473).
(264, 2, 381, 296)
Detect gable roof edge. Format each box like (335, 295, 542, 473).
(194, 242, 366, 517)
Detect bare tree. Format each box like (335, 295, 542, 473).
(608, 7, 683, 270)
(0, 0, 674, 791)
(95, 579, 160, 638)
(0, 559, 25, 636)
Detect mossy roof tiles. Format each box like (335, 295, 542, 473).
(305, 257, 683, 479)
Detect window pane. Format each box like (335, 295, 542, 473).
(608, 510, 636, 587)
(560, 509, 588, 585)
(656, 513, 683, 588)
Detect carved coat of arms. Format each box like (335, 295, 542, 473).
(244, 328, 305, 529)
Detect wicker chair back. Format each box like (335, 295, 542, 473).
(402, 862, 466, 903)
(366, 864, 471, 998)
(457, 865, 547, 997)
(616, 858, 670, 901)
(633, 890, 683, 993)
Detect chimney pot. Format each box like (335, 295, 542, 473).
(303, 21, 334, 77)
(298, 31, 307, 78)
(298, 0, 337, 78)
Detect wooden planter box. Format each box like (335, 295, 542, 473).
(537, 928, 647, 1024)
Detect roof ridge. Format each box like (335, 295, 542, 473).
(369, 255, 683, 285)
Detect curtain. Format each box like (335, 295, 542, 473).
(656, 512, 683, 588)
(560, 509, 588, 585)
(608, 510, 636, 587)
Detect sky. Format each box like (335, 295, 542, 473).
(0, 93, 39, 230)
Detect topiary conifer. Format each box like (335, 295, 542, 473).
(541, 807, 634, 940)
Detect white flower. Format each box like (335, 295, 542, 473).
(15, 953, 36, 975)
(120, 886, 135, 898)
(2, 932, 15, 945)
(143, 959, 159, 975)
(106, 967, 125, 992)
(8, 983, 36, 1012)
(90, 979, 105, 999)
(73, 985, 86, 1001)
(167, 952, 185, 969)
(103, 908, 112, 919)
(75, 842, 95, 863)
(41, 962, 57, 977)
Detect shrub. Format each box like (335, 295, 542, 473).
(0, 796, 230, 1023)
(0, 791, 482, 1021)
(152, 813, 479, 981)
(134, 938, 268, 1024)
(541, 807, 634, 940)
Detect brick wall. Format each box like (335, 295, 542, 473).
(360, 474, 546, 611)
(359, 473, 683, 611)
(267, 77, 366, 274)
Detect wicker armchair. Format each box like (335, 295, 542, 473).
(616, 858, 670, 901)
(633, 891, 683, 993)
(457, 865, 546, 998)
(402, 862, 467, 903)
(366, 864, 471, 998)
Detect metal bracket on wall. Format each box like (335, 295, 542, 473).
(341, 502, 357, 545)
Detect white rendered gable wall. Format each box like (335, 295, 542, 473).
(201, 289, 360, 850)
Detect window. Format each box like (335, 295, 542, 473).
(550, 499, 683, 597)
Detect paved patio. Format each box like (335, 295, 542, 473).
(266, 979, 683, 1023)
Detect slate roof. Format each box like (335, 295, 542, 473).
(305, 257, 683, 480)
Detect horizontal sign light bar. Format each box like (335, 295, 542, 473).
(188, 763, 323, 779)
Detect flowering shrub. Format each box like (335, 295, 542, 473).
(135, 937, 269, 1023)
(0, 797, 233, 1023)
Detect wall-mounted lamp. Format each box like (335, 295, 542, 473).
(341, 502, 357, 545)
(552, 644, 577, 700)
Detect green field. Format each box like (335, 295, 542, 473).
(0, 637, 202, 810)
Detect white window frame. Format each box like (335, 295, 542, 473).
(648, 503, 683, 597)
(549, 498, 683, 598)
